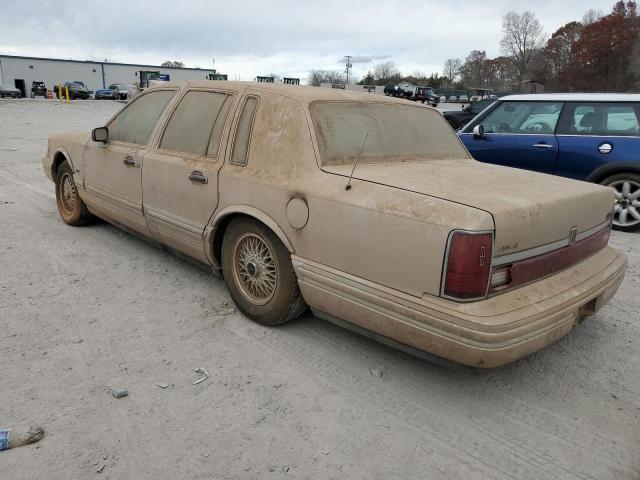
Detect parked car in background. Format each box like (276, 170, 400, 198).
(448, 95, 458, 102)
(443, 98, 495, 130)
(0, 84, 21, 98)
(459, 95, 469, 103)
(42, 81, 626, 367)
(54, 81, 91, 100)
(440, 95, 447, 103)
(383, 84, 411, 99)
(30, 81, 48, 98)
(460, 93, 640, 231)
(108, 84, 137, 100)
(413, 86, 440, 106)
(94, 87, 119, 100)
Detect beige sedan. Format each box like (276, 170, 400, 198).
(43, 81, 627, 368)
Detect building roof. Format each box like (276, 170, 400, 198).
(153, 80, 423, 105)
(0, 54, 213, 72)
(500, 93, 640, 101)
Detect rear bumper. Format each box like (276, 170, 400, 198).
(293, 246, 627, 368)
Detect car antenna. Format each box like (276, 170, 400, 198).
(345, 127, 371, 191)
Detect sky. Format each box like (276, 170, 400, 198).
(0, 0, 611, 83)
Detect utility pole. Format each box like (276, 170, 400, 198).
(344, 55, 352, 85)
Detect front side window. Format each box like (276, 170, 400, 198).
(311, 102, 469, 166)
(160, 90, 231, 157)
(481, 101, 563, 134)
(109, 90, 176, 145)
(557, 103, 640, 136)
(231, 96, 258, 165)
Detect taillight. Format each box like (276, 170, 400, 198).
(443, 231, 493, 300)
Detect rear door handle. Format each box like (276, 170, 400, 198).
(189, 171, 208, 184)
(532, 143, 554, 149)
(123, 156, 140, 168)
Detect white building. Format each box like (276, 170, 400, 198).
(0, 54, 216, 97)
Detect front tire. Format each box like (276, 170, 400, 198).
(221, 218, 306, 326)
(602, 173, 640, 231)
(55, 161, 94, 226)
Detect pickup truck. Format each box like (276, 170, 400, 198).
(54, 82, 92, 100)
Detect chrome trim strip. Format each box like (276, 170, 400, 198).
(555, 134, 640, 138)
(492, 220, 610, 266)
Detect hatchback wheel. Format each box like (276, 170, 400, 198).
(221, 218, 306, 326)
(602, 173, 640, 231)
(55, 161, 94, 226)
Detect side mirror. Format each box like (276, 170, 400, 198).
(473, 124, 485, 138)
(92, 126, 109, 143)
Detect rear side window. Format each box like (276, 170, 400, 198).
(557, 103, 640, 136)
(109, 90, 175, 145)
(481, 101, 563, 134)
(231, 97, 258, 165)
(160, 91, 231, 157)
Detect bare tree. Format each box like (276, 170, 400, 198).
(500, 11, 546, 83)
(442, 58, 462, 83)
(373, 61, 399, 82)
(582, 9, 604, 25)
(307, 69, 346, 86)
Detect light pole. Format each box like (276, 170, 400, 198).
(344, 55, 352, 85)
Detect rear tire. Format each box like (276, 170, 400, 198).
(601, 173, 640, 231)
(55, 161, 94, 226)
(221, 217, 306, 326)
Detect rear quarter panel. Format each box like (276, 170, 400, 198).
(215, 91, 494, 297)
(555, 135, 640, 180)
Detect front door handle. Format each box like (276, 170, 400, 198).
(123, 156, 140, 168)
(532, 143, 554, 149)
(189, 170, 208, 184)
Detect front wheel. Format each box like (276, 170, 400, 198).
(55, 161, 94, 226)
(221, 218, 306, 326)
(602, 173, 640, 231)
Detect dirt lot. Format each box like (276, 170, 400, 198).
(1, 98, 639, 480)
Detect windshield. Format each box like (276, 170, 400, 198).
(310, 102, 469, 166)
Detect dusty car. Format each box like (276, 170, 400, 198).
(42, 81, 627, 368)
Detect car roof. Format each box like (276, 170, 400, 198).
(499, 93, 640, 102)
(146, 80, 423, 106)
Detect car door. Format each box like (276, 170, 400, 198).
(84, 88, 176, 235)
(554, 102, 640, 180)
(460, 100, 563, 174)
(142, 88, 237, 262)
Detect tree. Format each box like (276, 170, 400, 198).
(372, 61, 400, 84)
(582, 9, 604, 24)
(161, 61, 185, 68)
(564, 2, 639, 91)
(540, 21, 584, 89)
(307, 69, 346, 86)
(442, 58, 462, 84)
(459, 50, 491, 87)
(500, 11, 546, 83)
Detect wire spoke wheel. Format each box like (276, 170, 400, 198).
(232, 233, 278, 305)
(59, 172, 78, 216)
(608, 179, 640, 229)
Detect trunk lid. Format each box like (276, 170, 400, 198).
(324, 159, 613, 257)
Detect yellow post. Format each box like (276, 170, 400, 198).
(58, 82, 62, 100)
(65, 85, 70, 103)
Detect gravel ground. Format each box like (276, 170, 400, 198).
(1, 98, 639, 480)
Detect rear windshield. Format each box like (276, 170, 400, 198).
(310, 102, 468, 166)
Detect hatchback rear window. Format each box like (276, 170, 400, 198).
(310, 102, 468, 166)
